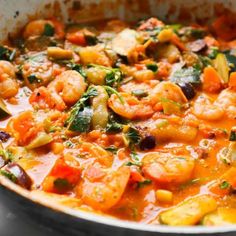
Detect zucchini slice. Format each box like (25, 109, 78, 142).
(159, 195, 217, 226)
(26, 132, 53, 149)
(203, 207, 236, 226)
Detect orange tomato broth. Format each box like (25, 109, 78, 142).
(1, 16, 236, 225)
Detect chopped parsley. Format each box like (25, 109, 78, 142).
(43, 23, 55, 36)
(220, 181, 230, 189)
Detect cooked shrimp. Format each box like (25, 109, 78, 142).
(142, 152, 195, 185)
(23, 19, 64, 39)
(30, 70, 87, 111)
(0, 60, 19, 99)
(214, 88, 236, 119)
(108, 92, 154, 120)
(77, 166, 130, 210)
(148, 81, 188, 105)
(48, 70, 87, 106)
(193, 95, 224, 121)
(22, 52, 58, 90)
(78, 142, 113, 167)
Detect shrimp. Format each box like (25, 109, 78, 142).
(142, 152, 195, 185)
(30, 70, 87, 111)
(22, 52, 58, 90)
(78, 142, 113, 167)
(77, 166, 130, 210)
(148, 81, 188, 106)
(23, 19, 64, 39)
(0, 60, 19, 99)
(214, 88, 236, 119)
(193, 95, 224, 121)
(108, 92, 154, 120)
(48, 70, 87, 105)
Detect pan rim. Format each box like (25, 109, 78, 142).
(0, 175, 236, 234)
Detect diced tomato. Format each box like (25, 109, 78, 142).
(66, 31, 86, 46)
(42, 157, 80, 193)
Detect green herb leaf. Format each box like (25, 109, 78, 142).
(85, 35, 98, 46)
(104, 145, 118, 154)
(43, 23, 55, 37)
(137, 179, 152, 188)
(27, 74, 42, 84)
(54, 178, 71, 191)
(0, 46, 16, 61)
(104, 85, 124, 104)
(124, 127, 141, 147)
(208, 47, 219, 59)
(88, 64, 123, 87)
(220, 180, 230, 189)
(68, 62, 86, 78)
(146, 63, 158, 72)
(230, 130, 236, 141)
(125, 161, 142, 167)
(67, 87, 98, 132)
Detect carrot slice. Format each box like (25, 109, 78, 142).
(171, 34, 186, 51)
(202, 66, 222, 93)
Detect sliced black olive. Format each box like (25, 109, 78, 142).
(5, 163, 32, 189)
(140, 135, 156, 150)
(178, 83, 196, 100)
(0, 131, 10, 142)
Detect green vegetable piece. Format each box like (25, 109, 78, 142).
(159, 195, 217, 226)
(131, 89, 148, 98)
(214, 53, 230, 83)
(26, 132, 53, 149)
(43, 23, 55, 37)
(0, 170, 17, 183)
(67, 86, 98, 132)
(171, 67, 201, 85)
(202, 208, 236, 226)
(0, 98, 11, 119)
(68, 107, 93, 132)
(106, 121, 123, 133)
